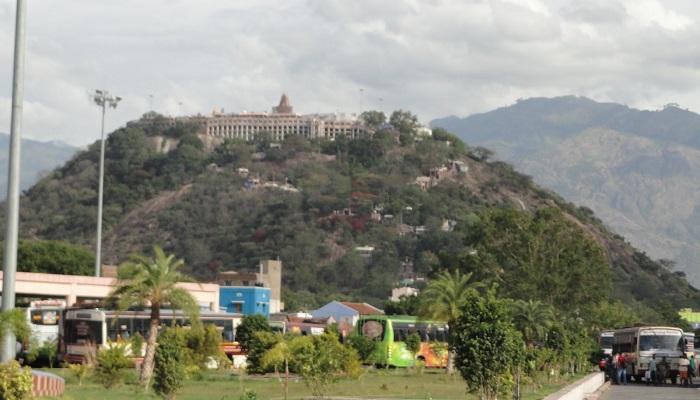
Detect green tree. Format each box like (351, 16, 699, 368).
(0, 240, 94, 275)
(510, 299, 553, 348)
(389, 110, 419, 135)
(0, 309, 30, 347)
(236, 314, 272, 352)
(452, 292, 522, 400)
(290, 333, 362, 398)
(261, 334, 297, 400)
(346, 332, 377, 363)
(247, 331, 280, 374)
(419, 270, 482, 373)
(360, 111, 387, 129)
(405, 332, 422, 371)
(153, 328, 186, 400)
(107, 246, 199, 388)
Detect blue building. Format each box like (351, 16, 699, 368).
(219, 286, 271, 317)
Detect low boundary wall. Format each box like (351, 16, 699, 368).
(32, 370, 65, 397)
(543, 372, 605, 400)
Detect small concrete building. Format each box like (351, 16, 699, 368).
(219, 286, 271, 316)
(311, 301, 384, 336)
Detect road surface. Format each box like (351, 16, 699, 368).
(601, 384, 700, 400)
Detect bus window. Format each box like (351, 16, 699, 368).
(639, 335, 683, 352)
(30, 309, 60, 326)
(360, 319, 385, 341)
(64, 319, 103, 345)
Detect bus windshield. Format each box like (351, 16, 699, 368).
(600, 336, 614, 348)
(64, 319, 103, 345)
(30, 309, 60, 326)
(639, 334, 682, 352)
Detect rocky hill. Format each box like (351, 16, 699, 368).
(432, 97, 700, 286)
(2, 114, 698, 323)
(0, 133, 78, 196)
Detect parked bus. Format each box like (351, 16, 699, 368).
(20, 300, 66, 360)
(356, 315, 448, 368)
(599, 330, 614, 356)
(60, 308, 242, 363)
(613, 326, 684, 382)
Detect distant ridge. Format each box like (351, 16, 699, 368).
(432, 96, 700, 284)
(0, 133, 78, 197)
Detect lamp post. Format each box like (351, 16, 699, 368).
(93, 90, 121, 277)
(1, 0, 27, 363)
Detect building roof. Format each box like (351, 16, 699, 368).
(340, 302, 384, 315)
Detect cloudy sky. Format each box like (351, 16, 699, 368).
(1, 0, 700, 146)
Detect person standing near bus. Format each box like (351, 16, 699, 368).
(647, 354, 657, 385)
(689, 354, 696, 385)
(616, 353, 627, 385)
(679, 353, 690, 386)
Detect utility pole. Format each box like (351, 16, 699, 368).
(1, 0, 27, 363)
(93, 90, 121, 277)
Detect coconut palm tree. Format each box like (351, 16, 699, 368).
(419, 269, 483, 373)
(511, 299, 554, 347)
(107, 246, 199, 388)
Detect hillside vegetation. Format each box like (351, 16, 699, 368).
(432, 96, 700, 285)
(2, 112, 698, 324)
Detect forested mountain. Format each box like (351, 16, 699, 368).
(0, 133, 78, 197)
(432, 97, 700, 286)
(1, 113, 698, 325)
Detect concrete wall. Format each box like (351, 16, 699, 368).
(0, 271, 219, 311)
(543, 372, 605, 400)
(219, 286, 270, 316)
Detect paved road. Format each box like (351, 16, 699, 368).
(601, 384, 700, 400)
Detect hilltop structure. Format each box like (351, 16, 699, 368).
(136, 94, 371, 142)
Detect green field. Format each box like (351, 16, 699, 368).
(43, 368, 582, 400)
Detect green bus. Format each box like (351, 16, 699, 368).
(356, 315, 448, 368)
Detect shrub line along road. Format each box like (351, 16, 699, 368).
(601, 384, 700, 399)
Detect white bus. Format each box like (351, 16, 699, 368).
(21, 300, 66, 358)
(613, 326, 684, 382)
(60, 308, 242, 363)
(599, 330, 614, 356)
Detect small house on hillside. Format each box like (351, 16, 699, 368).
(311, 301, 384, 336)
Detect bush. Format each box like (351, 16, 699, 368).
(0, 361, 32, 400)
(153, 331, 186, 400)
(236, 315, 272, 352)
(246, 331, 280, 374)
(346, 333, 377, 363)
(130, 332, 144, 357)
(67, 362, 92, 386)
(95, 343, 132, 388)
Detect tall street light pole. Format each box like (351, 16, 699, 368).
(93, 90, 121, 277)
(1, 0, 27, 363)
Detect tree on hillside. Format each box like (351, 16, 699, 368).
(419, 270, 483, 373)
(107, 246, 199, 388)
(510, 299, 553, 348)
(389, 110, 419, 135)
(452, 291, 522, 400)
(465, 208, 611, 310)
(360, 111, 386, 129)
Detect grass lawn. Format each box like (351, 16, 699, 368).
(43, 368, 583, 400)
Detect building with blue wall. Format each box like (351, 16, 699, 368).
(219, 286, 271, 317)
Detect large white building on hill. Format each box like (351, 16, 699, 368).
(141, 94, 371, 142)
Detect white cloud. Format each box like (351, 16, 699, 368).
(0, 0, 699, 145)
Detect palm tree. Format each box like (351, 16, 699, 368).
(262, 334, 299, 400)
(419, 269, 482, 373)
(511, 299, 553, 347)
(107, 246, 199, 388)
